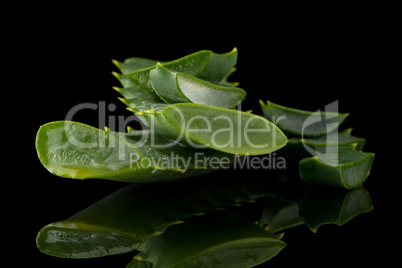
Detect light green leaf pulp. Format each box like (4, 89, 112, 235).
(36, 121, 228, 182)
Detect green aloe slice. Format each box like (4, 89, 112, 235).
(149, 63, 246, 108)
(36, 176, 280, 259)
(131, 211, 286, 268)
(283, 128, 366, 162)
(36, 121, 234, 182)
(112, 70, 168, 112)
(299, 145, 375, 189)
(260, 100, 349, 136)
(130, 103, 288, 155)
(299, 186, 374, 232)
(113, 57, 160, 75)
(125, 49, 237, 90)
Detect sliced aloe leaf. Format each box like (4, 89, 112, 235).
(196, 48, 238, 82)
(36, 121, 234, 182)
(131, 103, 288, 155)
(284, 128, 366, 163)
(112, 69, 168, 112)
(299, 145, 375, 189)
(299, 186, 373, 232)
(36, 176, 282, 259)
(132, 211, 286, 268)
(219, 66, 239, 86)
(260, 100, 349, 136)
(116, 88, 169, 112)
(150, 63, 246, 108)
(113, 57, 160, 75)
(126, 49, 237, 90)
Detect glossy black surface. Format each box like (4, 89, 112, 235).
(26, 18, 394, 267)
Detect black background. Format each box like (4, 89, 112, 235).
(23, 8, 398, 267)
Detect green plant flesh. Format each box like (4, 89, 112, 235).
(132, 103, 288, 155)
(150, 63, 246, 108)
(36, 121, 235, 182)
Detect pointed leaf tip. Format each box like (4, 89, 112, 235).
(111, 59, 120, 67)
(112, 86, 122, 93)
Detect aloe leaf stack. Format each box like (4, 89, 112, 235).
(36, 49, 288, 183)
(35, 48, 376, 267)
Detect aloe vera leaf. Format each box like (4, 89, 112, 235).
(259, 199, 304, 233)
(36, 121, 228, 182)
(36, 176, 282, 259)
(299, 145, 375, 189)
(113, 57, 160, 75)
(112, 128, 236, 170)
(260, 100, 349, 136)
(112, 70, 168, 112)
(150, 63, 246, 108)
(219, 66, 239, 87)
(126, 49, 237, 90)
(283, 128, 366, 163)
(148, 63, 189, 103)
(196, 47, 238, 82)
(299, 186, 374, 232)
(131, 103, 288, 155)
(116, 88, 169, 112)
(132, 211, 286, 268)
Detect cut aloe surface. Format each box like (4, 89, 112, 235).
(299, 145, 375, 189)
(131, 211, 286, 268)
(299, 186, 374, 232)
(260, 100, 349, 136)
(36, 176, 281, 259)
(284, 128, 366, 163)
(36, 121, 236, 182)
(130, 103, 288, 155)
(149, 63, 246, 108)
(124, 48, 238, 90)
